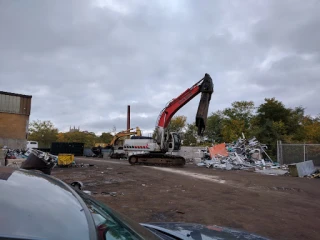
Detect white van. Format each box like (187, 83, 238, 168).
(26, 141, 38, 150)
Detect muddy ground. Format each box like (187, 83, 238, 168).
(52, 158, 320, 240)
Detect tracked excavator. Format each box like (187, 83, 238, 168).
(123, 73, 214, 166)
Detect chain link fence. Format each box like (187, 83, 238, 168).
(277, 141, 320, 166)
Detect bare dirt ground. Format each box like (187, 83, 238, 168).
(52, 157, 320, 240)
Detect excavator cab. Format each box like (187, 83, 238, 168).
(168, 132, 181, 152)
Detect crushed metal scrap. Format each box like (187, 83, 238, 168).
(197, 135, 288, 175)
(2, 146, 96, 172)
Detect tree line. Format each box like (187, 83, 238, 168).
(28, 121, 114, 148)
(174, 98, 320, 158)
(28, 98, 320, 158)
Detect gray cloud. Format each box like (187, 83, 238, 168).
(0, 0, 319, 135)
(253, 0, 320, 54)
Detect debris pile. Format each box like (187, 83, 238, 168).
(1, 146, 57, 161)
(2, 147, 97, 170)
(197, 135, 285, 175)
(310, 171, 320, 178)
(1, 147, 28, 160)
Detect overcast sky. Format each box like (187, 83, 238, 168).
(1, 0, 319, 135)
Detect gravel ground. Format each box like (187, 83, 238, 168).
(52, 157, 320, 240)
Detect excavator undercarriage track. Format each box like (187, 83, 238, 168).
(128, 153, 186, 167)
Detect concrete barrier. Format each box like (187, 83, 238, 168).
(288, 160, 316, 177)
(178, 146, 207, 160)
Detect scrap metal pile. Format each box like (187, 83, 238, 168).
(1, 147, 29, 160)
(1, 147, 90, 171)
(1, 147, 58, 172)
(197, 135, 283, 173)
(1, 147, 58, 161)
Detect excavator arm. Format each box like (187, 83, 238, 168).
(94, 127, 141, 148)
(93, 127, 142, 158)
(155, 73, 213, 149)
(109, 127, 142, 146)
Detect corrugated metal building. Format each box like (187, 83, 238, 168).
(0, 91, 32, 149)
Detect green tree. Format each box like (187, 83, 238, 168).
(285, 107, 305, 142)
(167, 115, 187, 133)
(255, 98, 290, 126)
(204, 111, 224, 143)
(99, 132, 114, 143)
(183, 123, 198, 146)
(302, 115, 320, 143)
(222, 101, 255, 138)
(221, 119, 246, 143)
(28, 120, 58, 148)
(57, 131, 98, 147)
(252, 98, 293, 158)
(223, 101, 255, 126)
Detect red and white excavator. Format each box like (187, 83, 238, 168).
(123, 73, 214, 166)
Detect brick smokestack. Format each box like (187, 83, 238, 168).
(127, 105, 130, 130)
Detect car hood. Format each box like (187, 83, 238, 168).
(141, 222, 269, 240)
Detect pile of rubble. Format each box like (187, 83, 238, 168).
(197, 135, 287, 175)
(1, 147, 60, 168)
(1, 147, 29, 160)
(2, 147, 89, 171)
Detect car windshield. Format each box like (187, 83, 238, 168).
(77, 191, 159, 240)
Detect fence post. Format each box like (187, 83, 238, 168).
(279, 141, 283, 165)
(277, 140, 279, 163)
(304, 143, 306, 162)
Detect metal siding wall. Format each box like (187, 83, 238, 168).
(20, 97, 25, 114)
(13, 96, 20, 113)
(0, 95, 7, 112)
(28, 97, 31, 115)
(0, 94, 31, 115)
(20, 97, 28, 115)
(0, 94, 20, 113)
(19, 96, 31, 115)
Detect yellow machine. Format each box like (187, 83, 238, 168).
(58, 154, 74, 166)
(93, 127, 141, 158)
(95, 127, 141, 148)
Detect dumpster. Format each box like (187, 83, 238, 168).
(51, 142, 84, 156)
(58, 154, 74, 166)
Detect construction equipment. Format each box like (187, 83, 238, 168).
(92, 127, 142, 158)
(124, 73, 214, 166)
